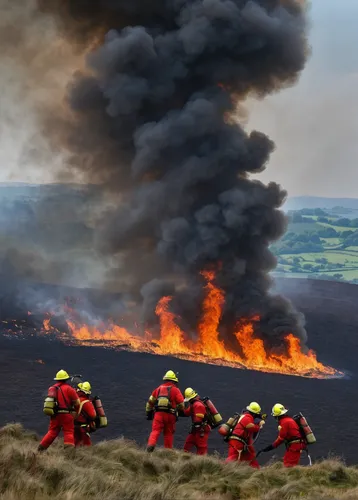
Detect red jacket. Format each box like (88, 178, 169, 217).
(75, 392, 97, 424)
(231, 412, 260, 445)
(184, 397, 210, 431)
(50, 382, 79, 412)
(273, 416, 302, 448)
(146, 382, 184, 413)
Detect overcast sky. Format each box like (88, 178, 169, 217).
(249, 0, 358, 198)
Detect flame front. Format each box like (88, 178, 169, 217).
(42, 272, 340, 379)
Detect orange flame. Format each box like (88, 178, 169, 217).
(41, 272, 341, 379)
(43, 318, 51, 332)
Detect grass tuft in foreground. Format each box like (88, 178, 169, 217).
(1, 424, 358, 499)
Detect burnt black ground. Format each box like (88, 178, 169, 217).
(0, 277, 357, 464)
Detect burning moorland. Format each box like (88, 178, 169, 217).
(30, 271, 339, 380)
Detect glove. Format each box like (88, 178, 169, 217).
(261, 444, 274, 453)
(259, 420, 265, 428)
(88, 421, 97, 433)
(146, 411, 154, 421)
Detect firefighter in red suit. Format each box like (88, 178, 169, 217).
(225, 402, 265, 468)
(183, 387, 210, 455)
(38, 370, 80, 451)
(146, 370, 184, 452)
(260, 403, 306, 467)
(74, 381, 97, 447)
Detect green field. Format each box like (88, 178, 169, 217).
(319, 222, 353, 232)
(284, 252, 358, 264)
(321, 238, 341, 246)
(274, 210, 358, 284)
(287, 222, 322, 233)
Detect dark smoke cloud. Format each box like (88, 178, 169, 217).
(37, 0, 308, 347)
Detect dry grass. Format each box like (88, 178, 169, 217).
(1, 424, 358, 500)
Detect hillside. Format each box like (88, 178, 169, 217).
(2, 424, 358, 500)
(272, 208, 358, 282)
(0, 277, 358, 464)
(284, 197, 358, 211)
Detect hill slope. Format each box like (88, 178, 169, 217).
(0, 278, 358, 464)
(284, 197, 358, 211)
(2, 423, 358, 500)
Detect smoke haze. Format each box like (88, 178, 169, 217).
(0, 0, 309, 350)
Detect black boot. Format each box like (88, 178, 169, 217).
(146, 445, 155, 453)
(37, 444, 46, 453)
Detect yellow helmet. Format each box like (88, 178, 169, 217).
(78, 381, 92, 395)
(272, 403, 288, 417)
(184, 387, 198, 402)
(163, 370, 179, 383)
(246, 402, 262, 415)
(54, 370, 70, 381)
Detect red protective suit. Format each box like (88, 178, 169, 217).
(147, 382, 184, 449)
(273, 416, 306, 467)
(40, 382, 79, 449)
(226, 412, 260, 468)
(74, 392, 97, 447)
(183, 397, 210, 455)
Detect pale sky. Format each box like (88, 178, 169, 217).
(0, 0, 357, 198)
(248, 0, 358, 198)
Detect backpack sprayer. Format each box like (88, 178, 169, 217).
(70, 374, 108, 429)
(218, 411, 267, 443)
(293, 412, 316, 466)
(201, 397, 223, 428)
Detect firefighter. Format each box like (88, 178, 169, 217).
(259, 403, 306, 467)
(225, 402, 265, 469)
(74, 382, 97, 447)
(38, 370, 80, 451)
(146, 370, 184, 452)
(183, 387, 210, 456)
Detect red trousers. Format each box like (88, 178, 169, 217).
(40, 413, 75, 448)
(74, 426, 92, 447)
(147, 412, 176, 448)
(184, 430, 209, 455)
(283, 443, 306, 467)
(226, 440, 259, 469)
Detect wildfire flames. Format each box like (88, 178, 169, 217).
(35, 272, 341, 379)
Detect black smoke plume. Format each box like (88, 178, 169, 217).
(37, 0, 308, 348)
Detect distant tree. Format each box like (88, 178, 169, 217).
(317, 227, 338, 238)
(314, 208, 328, 216)
(315, 257, 328, 264)
(310, 234, 321, 244)
(343, 230, 358, 247)
(335, 218, 351, 226)
(290, 212, 303, 223)
(298, 209, 314, 216)
(333, 274, 344, 280)
(304, 217, 315, 223)
(340, 230, 354, 239)
(282, 232, 295, 241)
(317, 216, 329, 223)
